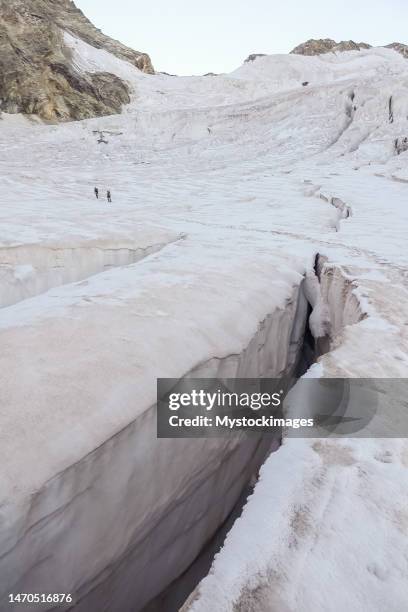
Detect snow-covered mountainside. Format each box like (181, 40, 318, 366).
(0, 33, 408, 612)
(0, 0, 153, 121)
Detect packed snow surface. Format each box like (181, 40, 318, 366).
(0, 38, 408, 611)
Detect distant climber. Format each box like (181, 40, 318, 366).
(107, 190, 112, 203)
(94, 187, 99, 199)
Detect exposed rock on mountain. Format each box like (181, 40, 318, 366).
(386, 42, 408, 59)
(291, 39, 372, 56)
(46, 0, 154, 74)
(245, 53, 267, 63)
(0, 0, 154, 121)
(291, 38, 408, 60)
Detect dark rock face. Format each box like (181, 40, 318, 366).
(0, 0, 153, 121)
(290, 39, 372, 56)
(395, 137, 408, 155)
(244, 53, 267, 63)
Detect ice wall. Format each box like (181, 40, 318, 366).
(184, 255, 408, 612)
(0, 233, 181, 310)
(0, 249, 311, 612)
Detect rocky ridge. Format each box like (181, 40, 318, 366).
(290, 38, 408, 58)
(245, 39, 408, 65)
(290, 38, 371, 55)
(385, 42, 408, 59)
(0, 0, 154, 121)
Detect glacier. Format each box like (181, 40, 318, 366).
(0, 34, 408, 612)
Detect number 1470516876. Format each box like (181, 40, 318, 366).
(8, 593, 73, 606)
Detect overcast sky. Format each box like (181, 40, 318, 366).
(75, 0, 408, 75)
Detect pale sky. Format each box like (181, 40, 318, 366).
(75, 0, 408, 76)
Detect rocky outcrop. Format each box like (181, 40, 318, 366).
(291, 39, 371, 56)
(385, 42, 408, 59)
(0, 0, 154, 121)
(291, 38, 408, 60)
(47, 0, 154, 74)
(245, 53, 267, 63)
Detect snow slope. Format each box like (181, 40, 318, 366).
(0, 39, 408, 611)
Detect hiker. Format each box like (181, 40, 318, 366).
(107, 190, 112, 203)
(94, 187, 99, 199)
